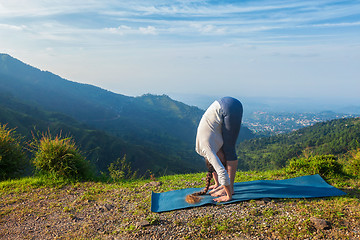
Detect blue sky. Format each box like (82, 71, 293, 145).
(1, 0, 359, 103)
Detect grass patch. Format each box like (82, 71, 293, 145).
(0, 162, 359, 240)
(0, 176, 69, 195)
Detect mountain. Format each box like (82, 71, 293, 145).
(0, 53, 255, 175)
(237, 117, 360, 171)
(0, 92, 201, 175)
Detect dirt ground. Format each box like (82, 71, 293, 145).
(1, 182, 359, 240)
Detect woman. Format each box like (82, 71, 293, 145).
(195, 96, 243, 202)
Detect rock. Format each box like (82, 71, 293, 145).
(310, 217, 331, 230)
(97, 203, 115, 212)
(144, 181, 162, 187)
(262, 197, 272, 203)
(71, 216, 82, 222)
(104, 203, 114, 211)
(136, 220, 150, 228)
(257, 198, 272, 205)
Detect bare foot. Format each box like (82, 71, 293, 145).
(210, 187, 235, 196)
(211, 188, 226, 197)
(209, 185, 223, 194)
(213, 195, 232, 202)
(208, 184, 219, 190)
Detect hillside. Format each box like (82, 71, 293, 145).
(0, 53, 254, 176)
(0, 92, 202, 175)
(237, 117, 360, 171)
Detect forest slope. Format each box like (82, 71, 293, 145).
(237, 117, 360, 171)
(0, 92, 202, 175)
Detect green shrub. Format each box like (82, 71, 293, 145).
(286, 155, 344, 178)
(31, 132, 91, 180)
(349, 149, 360, 177)
(0, 124, 27, 180)
(108, 155, 137, 181)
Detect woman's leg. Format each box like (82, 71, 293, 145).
(210, 163, 237, 196)
(214, 97, 243, 196)
(226, 160, 238, 193)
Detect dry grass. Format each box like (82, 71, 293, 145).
(0, 170, 359, 239)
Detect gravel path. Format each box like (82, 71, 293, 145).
(1, 181, 359, 239)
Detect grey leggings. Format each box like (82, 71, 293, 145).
(218, 97, 243, 161)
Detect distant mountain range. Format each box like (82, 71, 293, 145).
(172, 93, 360, 115)
(0, 53, 254, 175)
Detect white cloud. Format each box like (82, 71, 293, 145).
(190, 23, 226, 35)
(0, 23, 26, 31)
(311, 21, 360, 28)
(0, 0, 105, 17)
(1, 0, 360, 42)
(1, 0, 360, 100)
(139, 26, 157, 35)
(105, 25, 132, 35)
(104, 25, 158, 36)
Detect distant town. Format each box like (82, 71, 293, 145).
(243, 111, 360, 135)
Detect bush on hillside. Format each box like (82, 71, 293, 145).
(0, 124, 27, 180)
(286, 155, 344, 179)
(31, 132, 92, 180)
(349, 149, 360, 176)
(108, 155, 138, 181)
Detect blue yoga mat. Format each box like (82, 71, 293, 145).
(151, 174, 346, 213)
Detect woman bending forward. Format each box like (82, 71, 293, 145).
(195, 96, 243, 202)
